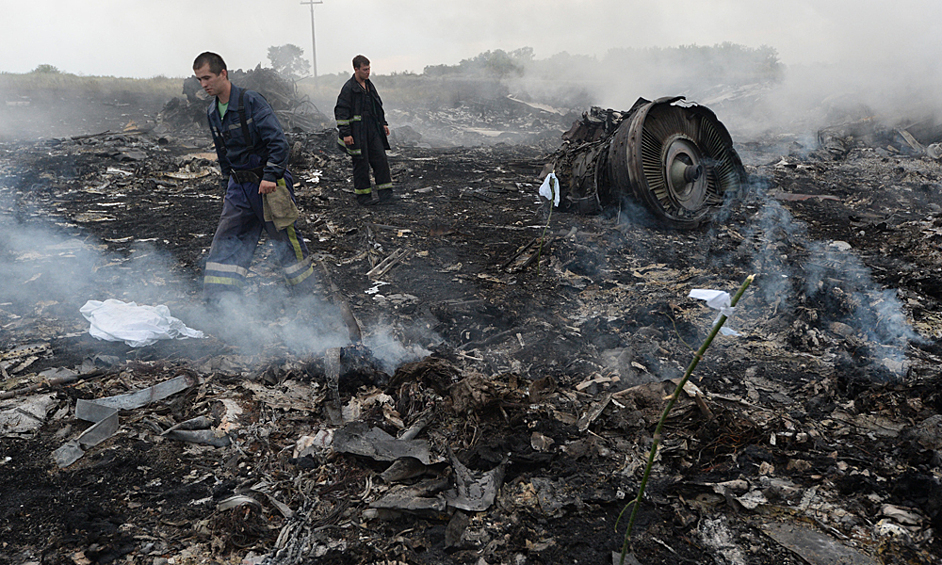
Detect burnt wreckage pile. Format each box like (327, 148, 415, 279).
(2, 89, 942, 565)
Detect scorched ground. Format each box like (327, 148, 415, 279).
(1, 94, 942, 565)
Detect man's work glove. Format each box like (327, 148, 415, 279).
(263, 178, 300, 230)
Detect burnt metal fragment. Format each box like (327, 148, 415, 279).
(552, 96, 747, 227)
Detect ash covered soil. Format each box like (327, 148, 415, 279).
(1, 93, 942, 565)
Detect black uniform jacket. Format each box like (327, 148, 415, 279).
(334, 75, 391, 156)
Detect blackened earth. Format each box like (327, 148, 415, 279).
(1, 95, 941, 565)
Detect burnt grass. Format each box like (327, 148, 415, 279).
(1, 93, 942, 565)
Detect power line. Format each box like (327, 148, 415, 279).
(300, 0, 323, 78)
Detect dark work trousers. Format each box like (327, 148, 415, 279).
(352, 121, 392, 196)
(202, 172, 315, 298)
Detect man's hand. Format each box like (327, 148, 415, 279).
(343, 135, 354, 146)
(383, 125, 390, 136)
(259, 179, 277, 194)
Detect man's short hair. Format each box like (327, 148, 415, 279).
(194, 52, 227, 74)
(352, 55, 370, 69)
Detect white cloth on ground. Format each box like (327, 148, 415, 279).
(80, 299, 204, 347)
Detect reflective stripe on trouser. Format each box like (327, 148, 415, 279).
(203, 174, 314, 297)
(351, 121, 392, 195)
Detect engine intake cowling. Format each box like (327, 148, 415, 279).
(553, 96, 747, 228)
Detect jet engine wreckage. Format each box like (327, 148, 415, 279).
(552, 96, 747, 227)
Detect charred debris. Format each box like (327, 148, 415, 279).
(2, 71, 942, 565)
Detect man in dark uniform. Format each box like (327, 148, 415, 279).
(334, 54, 393, 205)
(192, 52, 315, 301)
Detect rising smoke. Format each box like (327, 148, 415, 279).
(491, 41, 942, 149)
(0, 210, 433, 371)
(727, 180, 921, 377)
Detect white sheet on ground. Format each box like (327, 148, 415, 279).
(80, 299, 204, 347)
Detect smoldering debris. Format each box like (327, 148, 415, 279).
(2, 89, 942, 565)
(52, 373, 199, 467)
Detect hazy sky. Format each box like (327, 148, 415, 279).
(2, 0, 940, 78)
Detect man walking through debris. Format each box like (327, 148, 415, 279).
(192, 52, 316, 301)
(335, 54, 394, 205)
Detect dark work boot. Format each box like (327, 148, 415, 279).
(356, 193, 374, 206)
(377, 188, 394, 203)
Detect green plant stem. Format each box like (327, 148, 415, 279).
(618, 274, 755, 565)
(536, 187, 555, 275)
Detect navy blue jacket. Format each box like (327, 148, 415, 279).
(207, 84, 289, 184)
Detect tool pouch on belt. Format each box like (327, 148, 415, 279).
(231, 167, 265, 185)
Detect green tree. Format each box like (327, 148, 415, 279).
(267, 44, 310, 79)
(31, 64, 60, 74)
(422, 47, 535, 79)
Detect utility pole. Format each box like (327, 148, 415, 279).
(300, 0, 323, 79)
